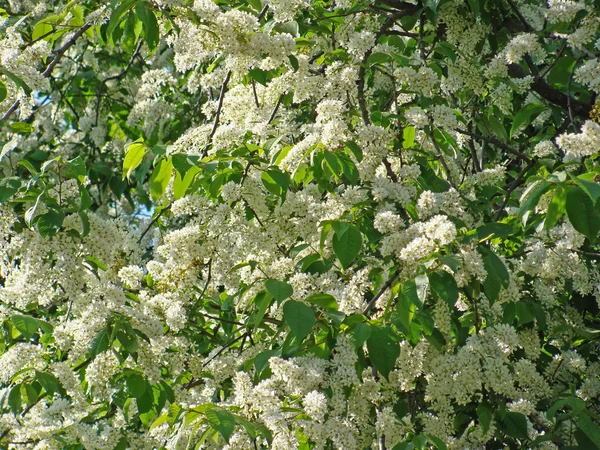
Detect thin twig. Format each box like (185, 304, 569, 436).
(357, 7, 418, 126)
(191, 259, 212, 311)
(201, 70, 232, 157)
(362, 271, 400, 315)
(138, 204, 171, 243)
(506, 0, 534, 32)
(95, 39, 144, 125)
(457, 128, 531, 162)
(251, 79, 260, 108)
(539, 41, 567, 79)
(268, 94, 283, 125)
(42, 23, 92, 78)
(494, 157, 537, 221)
(1, 22, 92, 123)
(257, 5, 269, 21)
(429, 120, 456, 188)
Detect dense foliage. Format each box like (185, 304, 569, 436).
(1, 0, 600, 448)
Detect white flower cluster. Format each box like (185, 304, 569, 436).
(504, 33, 545, 64)
(556, 120, 600, 157)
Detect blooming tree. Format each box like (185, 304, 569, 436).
(1, 0, 600, 448)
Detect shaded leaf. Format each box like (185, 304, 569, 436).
(366, 326, 399, 380)
(283, 300, 315, 340)
(332, 224, 362, 269)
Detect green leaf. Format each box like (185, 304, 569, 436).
(11, 314, 40, 340)
(107, 0, 137, 47)
(117, 330, 139, 353)
(149, 157, 173, 201)
(249, 68, 268, 86)
(251, 291, 273, 328)
(566, 187, 600, 242)
(288, 54, 299, 71)
(545, 185, 566, 231)
(36, 211, 65, 238)
(398, 277, 426, 310)
(10, 122, 34, 134)
(173, 165, 200, 200)
(65, 156, 86, 181)
(254, 349, 279, 374)
(510, 103, 545, 138)
(477, 403, 493, 434)
(428, 271, 458, 306)
(206, 407, 236, 443)
(476, 222, 514, 240)
(351, 322, 371, 348)
(0, 80, 7, 102)
(36, 371, 61, 395)
(479, 245, 510, 302)
(79, 185, 93, 211)
(121, 11, 142, 53)
(366, 326, 399, 380)
(305, 293, 338, 310)
(500, 412, 528, 440)
(345, 141, 363, 161)
(126, 373, 147, 398)
(79, 211, 90, 237)
(367, 52, 391, 67)
(0, 68, 32, 95)
(135, 1, 159, 52)
(262, 170, 289, 197)
(519, 180, 551, 224)
(403, 126, 415, 148)
(569, 173, 600, 204)
(484, 115, 508, 142)
(283, 300, 315, 340)
(392, 293, 416, 337)
(89, 329, 110, 357)
(123, 139, 146, 180)
(578, 412, 600, 448)
(265, 279, 293, 302)
(425, 434, 447, 450)
(332, 224, 362, 269)
(8, 385, 21, 414)
(0, 178, 21, 202)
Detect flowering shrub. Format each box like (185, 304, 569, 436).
(1, 0, 600, 448)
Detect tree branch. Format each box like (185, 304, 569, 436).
(95, 39, 144, 125)
(1, 22, 92, 122)
(507, 63, 592, 119)
(457, 128, 531, 162)
(201, 70, 232, 157)
(363, 271, 400, 315)
(494, 157, 537, 221)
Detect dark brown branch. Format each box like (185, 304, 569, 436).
(268, 94, 283, 125)
(251, 79, 260, 108)
(363, 271, 400, 315)
(507, 63, 592, 119)
(505, 0, 534, 32)
(357, 7, 419, 126)
(42, 23, 92, 78)
(457, 128, 531, 162)
(257, 5, 269, 21)
(138, 204, 171, 243)
(428, 120, 456, 189)
(95, 39, 144, 125)
(201, 70, 232, 157)
(191, 259, 212, 311)
(1, 22, 92, 123)
(382, 30, 418, 38)
(494, 157, 538, 221)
